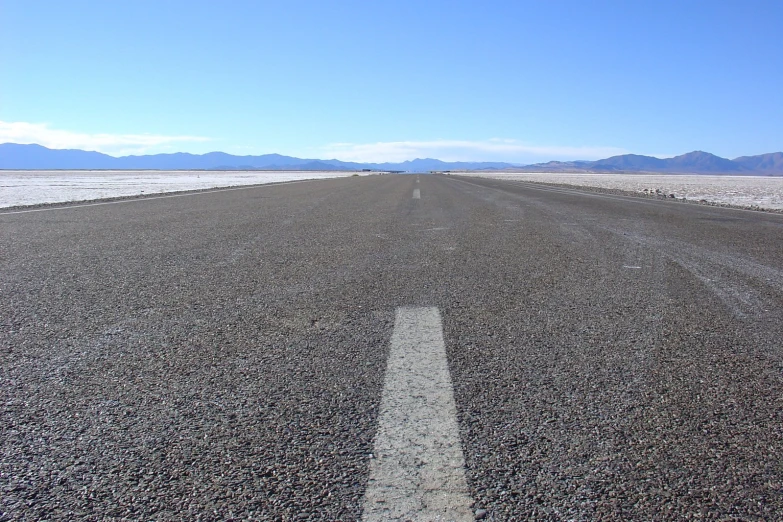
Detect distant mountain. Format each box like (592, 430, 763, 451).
(733, 152, 783, 173)
(369, 158, 514, 171)
(0, 144, 351, 171)
(281, 161, 352, 171)
(214, 161, 353, 171)
(665, 151, 745, 172)
(592, 154, 668, 171)
(2, 143, 782, 174)
(591, 151, 745, 173)
(519, 160, 594, 171)
(527, 151, 783, 174)
(0, 143, 119, 169)
(0, 143, 516, 171)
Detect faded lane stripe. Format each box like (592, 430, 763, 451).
(362, 307, 473, 522)
(413, 188, 421, 199)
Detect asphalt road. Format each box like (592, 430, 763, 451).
(2, 174, 782, 521)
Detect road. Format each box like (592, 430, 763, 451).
(2, 174, 782, 521)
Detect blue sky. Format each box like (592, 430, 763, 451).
(1, 0, 781, 163)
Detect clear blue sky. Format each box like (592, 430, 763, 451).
(1, 0, 781, 163)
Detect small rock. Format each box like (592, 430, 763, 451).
(475, 508, 488, 519)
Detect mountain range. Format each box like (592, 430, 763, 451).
(1, 143, 782, 174)
(529, 151, 783, 174)
(0, 143, 510, 172)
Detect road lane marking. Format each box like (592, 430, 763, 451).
(413, 189, 421, 199)
(363, 307, 473, 522)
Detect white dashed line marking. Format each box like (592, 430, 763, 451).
(413, 189, 421, 199)
(362, 307, 473, 522)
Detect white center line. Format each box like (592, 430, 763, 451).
(413, 188, 421, 199)
(363, 307, 473, 522)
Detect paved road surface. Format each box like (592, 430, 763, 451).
(2, 174, 782, 520)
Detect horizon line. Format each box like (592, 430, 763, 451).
(3, 142, 781, 165)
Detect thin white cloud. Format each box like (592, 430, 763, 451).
(319, 139, 628, 164)
(0, 121, 210, 156)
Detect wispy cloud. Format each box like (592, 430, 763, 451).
(319, 139, 628, 164)
(0, 121, 210, 156)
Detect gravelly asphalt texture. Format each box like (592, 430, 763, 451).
(2, 174, 782, 521)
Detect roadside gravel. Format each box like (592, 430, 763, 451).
(440, 176, 783, 520)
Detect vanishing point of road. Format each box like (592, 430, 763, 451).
(2, 174, 782, 520)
